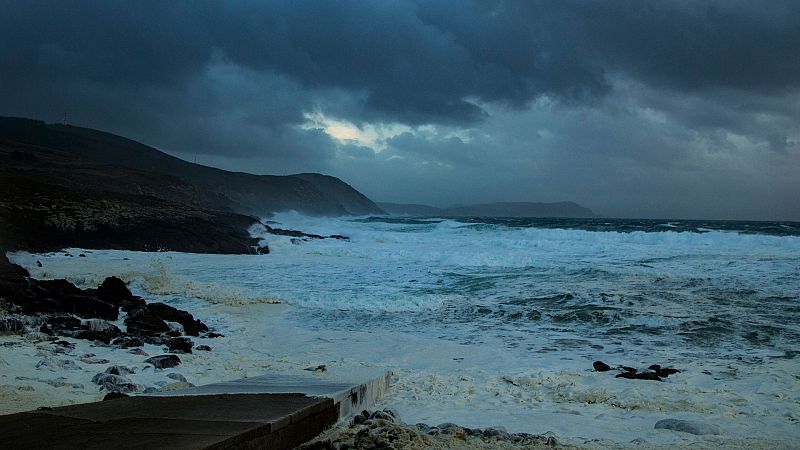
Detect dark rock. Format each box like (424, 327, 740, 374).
(654, 418, 721, 435)
(620, 366, 638, 373)
(195, 344, 212, 351)
(204, 332, 224, 338)
(145, 303, 208, 336)
(103, 392, 129, 401)
(111, 335, 144, 348)
(73, 323, 122, 344)
(27, 288, 119, 320)
(593, 361, 612, 372)
(616, 371, 662, 381)
(120, 295, 146, 312)
(53, 340, 75, 349)
(105, 365, 134, 376)
(304, 364, 327, 373)
(145, 354, 181, 369)
(167, 373, 187, 382)
(649, 365, 681, 378)
(165, 337, 193, 354)
(0, 317, 26, 335)
(128, 347, 148, 356)
(94, 276, 132, 307)
(124, 306, 170, 336)
(91, 373, 141, 393)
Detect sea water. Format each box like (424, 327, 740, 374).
(7, 213, 800, 446)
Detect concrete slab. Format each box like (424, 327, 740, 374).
(0, 370, 392, 449)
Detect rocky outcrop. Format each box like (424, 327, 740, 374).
(592, 360, 681, 382)
(0, 118, 381, 256)
(0, 252, 215, 350)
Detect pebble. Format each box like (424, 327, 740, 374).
(654, 418, 721, 435)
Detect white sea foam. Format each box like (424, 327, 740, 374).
(4, 214, 799, 446)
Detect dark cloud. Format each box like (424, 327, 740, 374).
(0, 1, 798, 219)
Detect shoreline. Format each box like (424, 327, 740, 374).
(2, 248, 800, 449)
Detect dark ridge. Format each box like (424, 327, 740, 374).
(0, 116, 379, 253)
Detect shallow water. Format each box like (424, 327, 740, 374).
(7, 213, 800, 446)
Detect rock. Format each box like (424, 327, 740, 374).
(73, 321, 122, 344)
(165, 337, 193, 354)
(0, 317, 26, 335)
(369, 410, 396, 422)
(195, 345, 212, 351)
(145, 303, 208, 336)
(593, 360, 612, 372)
(204, 332, 224, 338)
(124, 306, 171, 336)
(436, 423, 462, 434)
(128, 347, 148, 356)
(304, 364, 327, 373)
(53, 340, 75, 350)
(111, 335, 144, 348)
(616, 371, 662, 381)
(105, 365, 135, 376)
(79, 356, 111, 364)
(36, 357, 79, 371)
(654, 419, 721, 435)
(620, 366, 638, 373)
(103, 392, 129, 401)
(94, 276, 132, 307)
(145, 354, 181, 369)
(91, 373, 141, 393)
(167, 372, 187, 382)
(649, 365, 681, 378)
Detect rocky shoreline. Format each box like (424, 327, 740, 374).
(1, 250, 217, 396)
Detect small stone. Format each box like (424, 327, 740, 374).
(80, 356, 111, 365)
(195, 345, 212, 351)
(654, 418, 721, 435)
(145, 354, 181, 369)
(593, 361, 612, 372)
(128, 348, 148, 356)
(167, 372, 187, 382)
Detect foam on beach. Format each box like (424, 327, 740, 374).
(3, 213, 800, 447)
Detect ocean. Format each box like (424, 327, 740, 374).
(7, 213, 800, 446)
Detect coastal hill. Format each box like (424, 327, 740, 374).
(378, 201, 595, 218)
(0, 117, 382, 253)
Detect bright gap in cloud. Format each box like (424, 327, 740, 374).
(301, 111, 411, 152)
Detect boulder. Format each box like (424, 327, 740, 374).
(124, 306, 170, 336)
(655, 419, 721, 435)
(145, 354, 181, 369)
(616, 371, 662, 381)
(593, 361, 612, 372)
(111, 335, 144, 348)
(91, 373, 141, 393)
(165, 337, 193, 354)
(93, 276, 132, 307)
(145, 303, 208, 336)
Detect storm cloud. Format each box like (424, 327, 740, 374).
(1, 0, 798, 219)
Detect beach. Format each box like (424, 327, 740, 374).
(2, 214, 800, 448)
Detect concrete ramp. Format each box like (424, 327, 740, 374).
(0, 370, 392, 450)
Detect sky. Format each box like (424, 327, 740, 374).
(1, 1, 799, 220)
